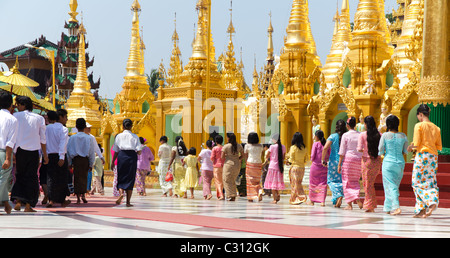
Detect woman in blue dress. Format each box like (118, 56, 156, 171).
(378, 115, 409, 215)
(322, 119, 347, 207)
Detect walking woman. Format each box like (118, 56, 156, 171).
(308, 130, 329, 206)
(322, 119, 347, 208)
(287, 132, 308, 205)
(244, 132, 264, 202)
(357, 116, 382, 212)
(198, 140, 214, 200)
(168, 136, 188, 198)
(157, 136, 173, 197)
(221, 133, 244, 201)
(378, 115, 408, 215)
(136, 137, 154, 196)
(111, 119, 143, 207)
(211, 135, 225, 200)
(338, 117, 363, 210)
(408, 104, 442, 218)
(264, 134, 286, 204)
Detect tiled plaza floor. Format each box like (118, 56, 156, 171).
(1, 188, 449, 238)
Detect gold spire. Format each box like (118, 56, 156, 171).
(180, 0, 221, 88)
(68, 0, 79, 23)
(353, 0, 384, 40)
(66, 22, 101, 130)
(223, 0, 240, 90)
(285, 0, 310, 50)
(71, 23, 90, 95)
(322, 0, 352, 84)
(267, 12, 274, 60)
(393, 0, 422, 88)
(125, 0, 145, 78)
(167, 13, 183, 88)
(114, 0, 151, 118)
(377, 0, 392, 45)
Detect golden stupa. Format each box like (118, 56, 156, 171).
(100, 0, 157, 168)
(65, 22, 102, 137)
(154, 0, 246, 151)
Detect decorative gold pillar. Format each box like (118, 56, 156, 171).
(418, 0, 450, 106)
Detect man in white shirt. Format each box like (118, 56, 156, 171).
(45, 109, 71, 208)
(67, 118, 96, 204)
(0, 92, 18, 214)
(10, 96, 48, 212)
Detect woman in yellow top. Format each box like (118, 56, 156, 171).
(286, 132, 309, 205)
(182, 147, 200, 199)
(408, 104, 442, 218)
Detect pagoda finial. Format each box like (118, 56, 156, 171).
(353, 0, 384, 39)
(267, 11, 274, 60)
(227, 0, 235, 39)
(68, 0, 79, 23)
(167, 12, 183, 88)
(285, 0, 310, 50)
(191, 0, 208, 59)
(71, 22, 91, 95)
(125, 0, 145, 77)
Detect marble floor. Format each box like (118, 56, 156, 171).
(1, 188, 450, 239)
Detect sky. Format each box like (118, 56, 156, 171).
(0, 0, 398, 98)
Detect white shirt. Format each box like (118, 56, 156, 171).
(89, 134, 103, 159)
(245, 144, 263, 164)
(13, 110, 46, 152)
(113, 130, 143, 152)
(0, 109, 18, 150)
(158, 143, 172, 161)
(67, 132, 96, 166)
(46, 122, 69, 160)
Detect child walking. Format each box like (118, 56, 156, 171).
(198, 140, 214, 200)
(91, 145, 104, 195)
(183, 147, 200, 199)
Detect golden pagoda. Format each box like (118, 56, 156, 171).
(321, 0, 352, 86)
(277, 0, 322, 149)
(100, 0, 157, 168)
(155, 0, 243, 150)
(391, 0, 422, 88)
(165, 13, 183, 88)
(65, 22, 102, 137)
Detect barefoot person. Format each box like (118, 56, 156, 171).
(198, 140, 214, 200)
(221, 133, 244, 202)
(211, 135, 225, 200)
(67, 118, 96, 205)
(408, 104, 442, 218)
(357, 116, 382, 213)
(183, 147, 199, 199)
(378, 115, 408, 216)
(157, 136, 173, 197)
(287, 132, 308, 205)
(308, 130, 329, 206)
(45, 109, 71, 208)
(10, 96, 48, 213)
(338, 117, 363, 210)
(111, 119, 143, 207)
(0, 92, 18, 214)
(322, 120, 346, 208)
(244, 133, 264, 202)
(264, 134, 286, 204)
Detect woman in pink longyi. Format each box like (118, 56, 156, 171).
(338, 117, 363, 210)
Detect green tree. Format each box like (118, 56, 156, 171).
(146, 68, 162, 100)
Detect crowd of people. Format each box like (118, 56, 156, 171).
(153, 104, 442, 219)
(0, 90, 443, 219)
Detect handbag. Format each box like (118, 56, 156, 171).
(165, 171, 173, 182)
